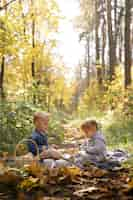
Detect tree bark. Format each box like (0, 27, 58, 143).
(113, 0, 117, 65)
(124, 0, 132, 88)
(106, 0, 115, 81)
(102, 17, 106, 79)
(101, 0, 106, 80)
(19, 0, 26, 35)
(119, 25, 123, 63)
(95, 0, 102, 85)
(31, 15, 35, 78)
(30, 0, 36, 103)
(0, 0, 8, 99)
(86, 36, 90, 86)
(0, 56, 5, 98)
(0, 0, 17, 10)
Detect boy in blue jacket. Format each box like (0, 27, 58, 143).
(28, 112, 68, 167)
(28, 112, 50, 156)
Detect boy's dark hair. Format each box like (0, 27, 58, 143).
(81, 119, 98, 130)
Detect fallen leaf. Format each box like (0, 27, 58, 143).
(0, 162, 6, 175)
(92, 168, 107, 178)
(25, 161, 45, 178)
(0, 171, 22, 184)
(60, 167, 81, 181)
(73, 186, 98, 197)
(123, 179, 133, 193)
(18, 176, 39, 191)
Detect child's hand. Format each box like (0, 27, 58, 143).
(40, 150, 50, 159)
(49, 148, 62, 159)
(40, 148, 62, 160)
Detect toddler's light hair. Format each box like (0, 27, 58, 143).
(81, 119, 98, 131)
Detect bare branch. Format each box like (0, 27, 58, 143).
(0, 0, 17, 11)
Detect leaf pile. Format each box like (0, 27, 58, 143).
(0, 160, 133, 200)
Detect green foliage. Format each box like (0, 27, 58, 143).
(103, 112, 133, 148)
(123, 87, 133, 117)
(0, 16, 15, 55)
(77, 68, 133, 149)
(0, 101, 35, 152)
(48, 119, 64, 144)
(48, 111, 72, 144)
(77, 81, 105, 117)
(0, 101, 65, 152)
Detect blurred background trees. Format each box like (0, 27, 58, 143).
(73, 0, 133, 147)
(0, 0, 133, 151)
(76, 0, 132, 87)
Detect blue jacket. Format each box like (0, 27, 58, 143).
(28, 129, 48, 156)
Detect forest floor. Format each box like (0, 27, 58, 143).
(0, 124, 133, 200)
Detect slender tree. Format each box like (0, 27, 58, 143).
(124, 0, 132, 88)
(31, 0, 35, 78)
(95, 0, 103, 85)
(0, 0, 17, 10)
(0, 56, 5, 98)
(101, 0, 106, 78)
(86, 35, 90, 86)
(0, 0, 7, 99)
(106, 0, 115, 81)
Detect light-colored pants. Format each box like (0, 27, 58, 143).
(43, 159, 70, 168)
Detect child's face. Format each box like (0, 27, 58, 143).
(35, 117, 49, 132)
(83, 126, 97, 138)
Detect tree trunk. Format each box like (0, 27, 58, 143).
(19, 0, 26, 35)
(102, 18, 106, 79)
(95, 0, 102, 85)
(0, 0, 17, 10)
(106, 0, 115, 81)
(124, 0, 132, 88)
(86, 36, 90, 86)
(100, 0, 106, 80)
(0, 0, 7, 99)
(0, 56, 5, 98)
(30, 0, 36, 103)
(31, 15, 35, 78)
(116, 6, 124, 64)
(113, 0, 117, 65)
(119, 26, 123, 63)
